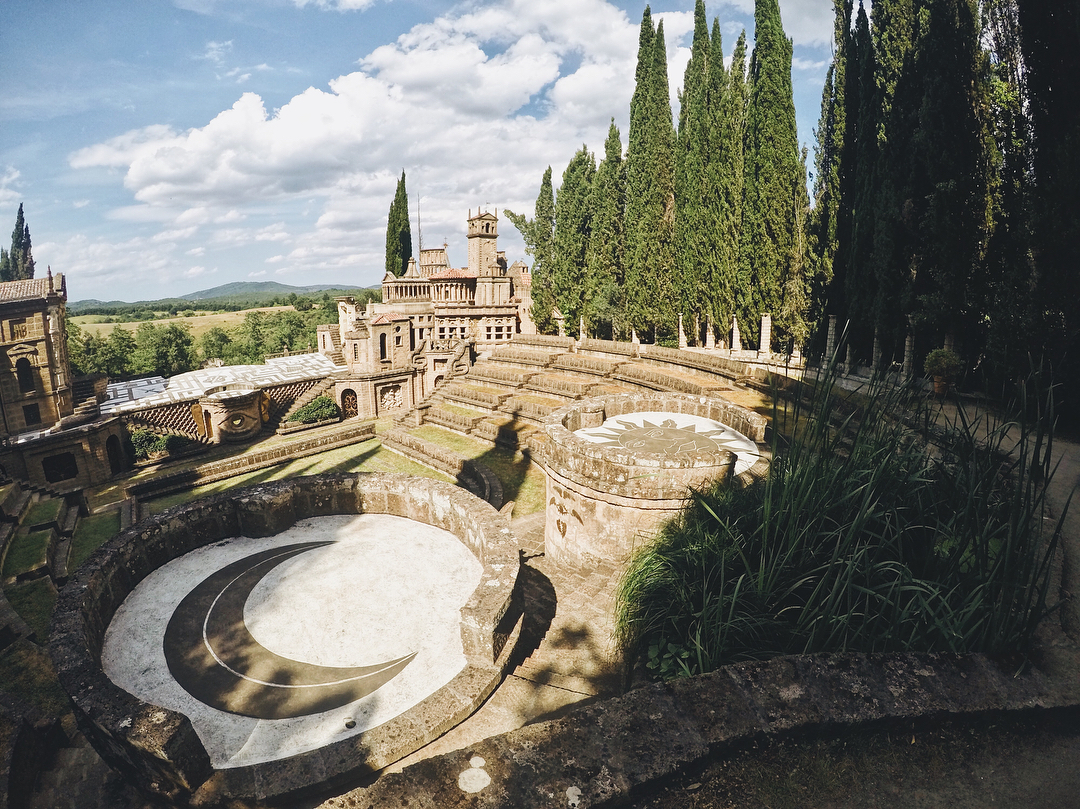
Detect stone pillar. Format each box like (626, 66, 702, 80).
(903, 333, 914, 379)
(825, 315, 838, 365)
(554, 309, 566, 337)
(758, 313, 772, 359)
(705, 315, 716, 350)
(579, 316, 587, 340)
(944, 332, 955, 353)
(731, 316, 741, 353)
(844, 344, 854, 375)
(631, 328, 640, 346)
(872, 328, 881, 373)
(678, 313, 687, 349)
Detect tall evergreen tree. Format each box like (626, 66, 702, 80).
(552, 146, 597, 332)
(739, 0, 804, 349)
(3, 205, 34, 282)
(624, 7, 657, 335)
(674, 0, 711, 337)
(585, 121, 626, 339)
(505, 168, 556, 332)
(384, 171, 413, 277)
(645, 21, 677, 337)
(0, 249, 9, 284)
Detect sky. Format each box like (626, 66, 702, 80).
(1, 0, 837, 303)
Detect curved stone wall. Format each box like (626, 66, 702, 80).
(50, 472, 522, 806)
(536, 392, 769, 569)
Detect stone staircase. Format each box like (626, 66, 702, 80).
(275, 376, 339, 433)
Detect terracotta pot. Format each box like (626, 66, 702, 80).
(933, 375, 950, 396)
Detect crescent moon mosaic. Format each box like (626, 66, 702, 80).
(163, 541, 416, 720)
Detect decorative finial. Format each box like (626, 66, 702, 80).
(47, 266, 53, 292)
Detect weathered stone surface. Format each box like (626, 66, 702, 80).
(50, 472, 523, 806)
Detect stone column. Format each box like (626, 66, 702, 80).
(631, 328, 640, 346)
(579, 316, 587, 340)
(825, 315, 838, 364)
(872, 328, 881, 373)
(678, 313, 687, 349)
(705, 315, 716, 350)
(903, 333, 914, 379)
(758, 313, 772, 359)
(844, 344, 854, 375)
(731, 316, 741, 353)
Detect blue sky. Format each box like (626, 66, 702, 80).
(1, 0, 836, 302)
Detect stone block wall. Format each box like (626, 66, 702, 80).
(51, 473, 522, 806)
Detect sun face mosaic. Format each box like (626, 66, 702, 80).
(574, 411, 759, 474)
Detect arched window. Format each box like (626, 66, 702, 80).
(379, 333, 387, 361)
(15, 358, 34, 392)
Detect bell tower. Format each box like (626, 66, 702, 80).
(467, 210, 499, 276)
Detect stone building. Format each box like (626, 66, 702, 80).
(0, 272, 131, 493)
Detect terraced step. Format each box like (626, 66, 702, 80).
(613, 362, 731, 395)
(551, 353, 623, 377)
(472, 415, 538, 450)
(423, 402, 487, 433)
(466, 364, 536, 389)
(488, 346, 565, 368)
(523, 372, 599, 399)
(502, 393, 566, 424)
(443, 382, 512, 411)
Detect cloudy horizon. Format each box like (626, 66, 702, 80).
(2, 0, 835, 303)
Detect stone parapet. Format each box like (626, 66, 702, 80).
(50, 473, 522, 806)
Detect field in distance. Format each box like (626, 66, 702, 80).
(70, 306, 296, 341)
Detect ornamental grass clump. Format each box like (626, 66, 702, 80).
(615, 357, 1065, 679)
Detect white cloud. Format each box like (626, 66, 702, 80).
(780, 0, 835, 47)
(200, 40, 233, 66)
(248, 269, 267, 277)
(0, 167, 22, 207)
(793, 56, 829, 71)
(73, 199, 90, 208)
(185, 265, 209, 278)
(293, 0, 376, 10)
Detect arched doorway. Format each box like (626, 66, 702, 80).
(341, 389, 358, 418)
(106, 435, 123, 475)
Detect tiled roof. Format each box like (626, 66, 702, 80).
(429, 267, 477, 280)
(370, 312, 409, 324)
(0, 274, 63, 303)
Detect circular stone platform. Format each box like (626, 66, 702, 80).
(536, 392, 769, 570)
(103, 513, 483, 768)
(50, 473, 522, 806)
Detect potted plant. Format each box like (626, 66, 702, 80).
(924, 347, 961, 395)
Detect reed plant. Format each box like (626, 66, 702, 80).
(615, 356, 1065, 678)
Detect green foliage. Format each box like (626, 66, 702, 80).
(2, 204, 34, 282)
(505, 167, 556, 332)
(552, 146, 596, 332)
(616, 361, 1062, 676)
(584, 121, 626, 339)
(287, 395, 341, 424)
(2, 530, 50, 578)
(924, 347, 962, 378)
(130, 429, 191, 460)
(130, 322, 197, 377)
(68, 510, 121, 573)
(385, 170, 413, 277)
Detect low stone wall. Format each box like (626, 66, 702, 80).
(466, 365, 534, 387)
(126, 422, 376, 501)
(320, 650, 1080, 809)
(537, 393, 769, 569)
(613, 363, 730, 395)
(488, 347, 562, 368)
(510, 334, 576, 351)
(381, 429, 504, 510)
(50, 473, 522, 807)
(552, 354, 622, 376)
(577, 337, 638, 357)
(640, 343, 749, 380)
(277, 414, 341, 435)
(523, 375, 592, 398)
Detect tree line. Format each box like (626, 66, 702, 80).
(65, 291, 378, 379)
(509, 0, 805, 347)
(510, 0, 1079, 403)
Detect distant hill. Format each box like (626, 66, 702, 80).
(69, 281, 380, 315)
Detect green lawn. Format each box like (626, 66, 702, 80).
(3, 579, 57, 641)
(2, 529, 51, 579)
(0, 637, 70, 717)
(143, 437, 454, 514)
(21, 498, 63, 530)
(68, 510, 122, 574)
(410, 425, 546, 515)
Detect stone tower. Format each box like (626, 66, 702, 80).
(467, 210, 499, 277)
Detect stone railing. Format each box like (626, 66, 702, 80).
(51, 473, 522, 806)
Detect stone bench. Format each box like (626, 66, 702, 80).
(510, 334, 577, 351)
(488, 347, 562, 368)
(466, 365, 535, 388)
(551, 354, 623, 376)
(443, 383, 510, 411)
(613, 363, 730, 395)
(523, 373, 595, 399)
(423, 404, 486, 434)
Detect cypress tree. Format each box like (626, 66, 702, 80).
(585, 121, 626, 339)
(739, 0, 803, 349)
(505, 168, 556, 332)
(674, 0, 711, 337)
(552, 145, 597, 332)
(624, 7, 657, 334)
(646, 21, 677, 338)
(713, 30, 748, 342)
(0, 249, 9, 284)
(384, 171, 413, 277)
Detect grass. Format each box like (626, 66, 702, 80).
(68, 510, 122, 573)
(411, 424, 546, 515)
(3, 579, 57, 641)
(0, 638, 70, 717)
(142, 437, 454, 514)
(71, 305, 291, 340)
(2, 529, 51, 579)
(616, 358, 1064, 678)
(20, 498, 63, 529)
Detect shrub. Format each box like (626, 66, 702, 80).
(288, 395, 341, 424)
(615, 359, 1062, 678)
(130, 429, 191, 459)
(925, 347, 962, 379)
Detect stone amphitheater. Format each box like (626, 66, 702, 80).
(2, 334, 1078, 808)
